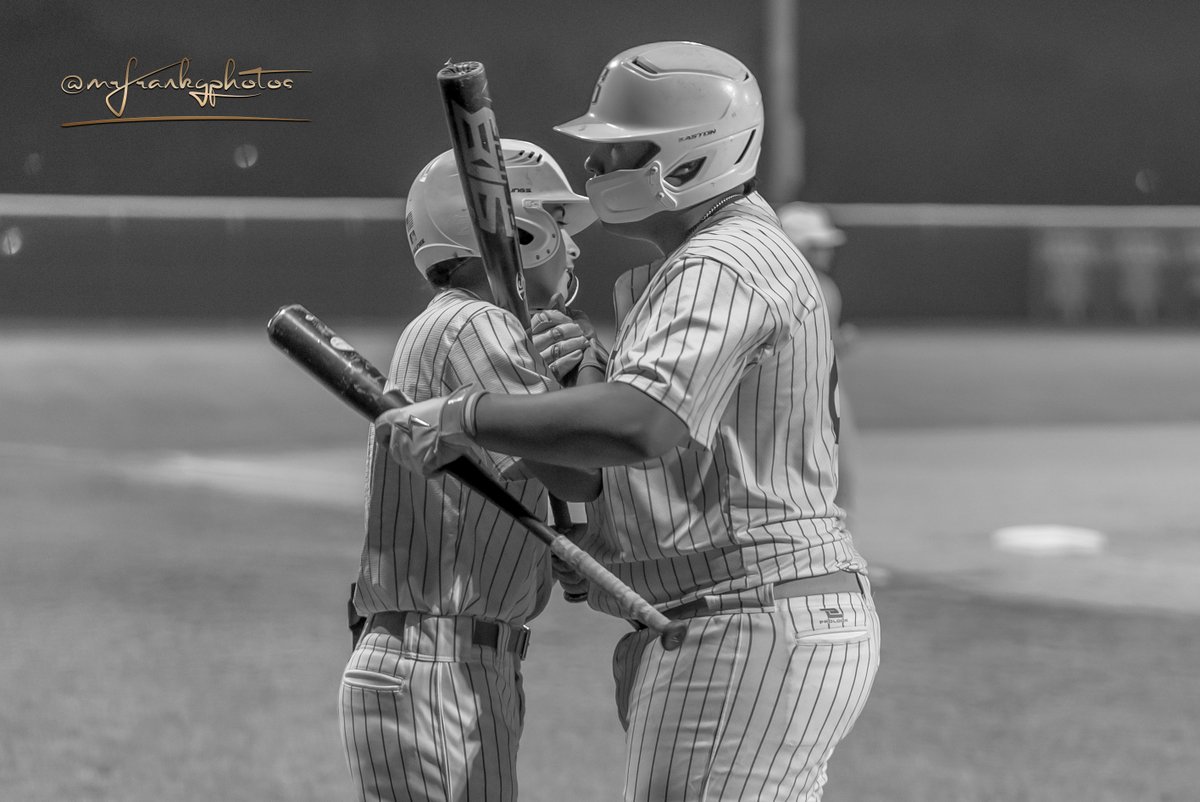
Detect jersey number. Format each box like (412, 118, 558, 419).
(829, 356, 842, 444)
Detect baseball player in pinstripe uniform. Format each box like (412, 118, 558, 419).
(378, 42, 880, 801)
(340, 140, 598, 802)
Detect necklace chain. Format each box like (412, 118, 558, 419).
(687, 193, 744, 238)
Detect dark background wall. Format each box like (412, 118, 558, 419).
(2, 1, 1198, 323)
(795, 1, 1200, 206)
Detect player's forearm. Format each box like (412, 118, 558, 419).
(473, 382, 688, 468)
(521, 460, 601, 501)
(572, 364, 607, 386)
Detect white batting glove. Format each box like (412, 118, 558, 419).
(374, 384, 486, 476)
(530, 301, 608, 384)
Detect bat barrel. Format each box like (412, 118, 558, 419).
(267, 304, 407, 420)
(436, 62, 491, 119)
(437, 60, 485, 85)
(266, 303, 683, 649)
(436, 60, 529, 329)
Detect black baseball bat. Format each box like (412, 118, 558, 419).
(267, 304, 686, 650)
(437, 59, 576, 533)
(436, 60, 529, 328)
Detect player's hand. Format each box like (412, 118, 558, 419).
(553, 555, 590, 602)
(531, 307, 588, 382)
(531, 295, 608, 384)
(374, 384, 485, 476)
(550, 523, 591, 603)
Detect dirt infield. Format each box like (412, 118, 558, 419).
(2, 325, 1197, 800)
(80, 419, 1200, 619)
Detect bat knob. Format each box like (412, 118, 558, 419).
(659, 621, 688, 651)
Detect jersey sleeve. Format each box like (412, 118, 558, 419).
(443, 304, 556, 476)
(608, 256, 786, 448)
(612, 260, 659, 328)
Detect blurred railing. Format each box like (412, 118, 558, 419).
(0, 194, 412, 322)
(826, 203, 1200, 325)
(3, 195, 1199, 325)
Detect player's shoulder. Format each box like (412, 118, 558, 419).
(399, 290, 527, 356)
(677, 193, 821, 317)
(613, 260, 660, 306)
(673, 201, 797, 284)
(614, 261, 655, 297)
(690, 193, 799, 262)
(422, 289, 523, 330)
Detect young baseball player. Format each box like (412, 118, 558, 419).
(376, 42, 880, 802)
(339, 139, 597, 802)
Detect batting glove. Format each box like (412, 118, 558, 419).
(374, 384, 486, 476)
(530, 304, 609, 385)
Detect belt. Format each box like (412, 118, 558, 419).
(653, 571, 865, 623)
(367, 611, 531, 660)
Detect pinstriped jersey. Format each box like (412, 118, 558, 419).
(588, 193, 867, 614)
(353, 288, 555, 625)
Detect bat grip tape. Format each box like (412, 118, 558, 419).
(547, 537, 680, 644)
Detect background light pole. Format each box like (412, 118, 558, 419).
(764, 0, 805, 203)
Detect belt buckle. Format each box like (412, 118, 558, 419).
(513, 626, 531, 660)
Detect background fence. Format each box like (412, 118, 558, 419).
(3, 195, 1199, 326)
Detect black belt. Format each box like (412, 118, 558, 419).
(652, 571, 865, 624)
(368, 611, 531, 660)
(473, 620, 531, 659)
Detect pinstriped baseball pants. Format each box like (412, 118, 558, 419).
(613, 581, 880, 801)
(339, 618, 526, 802)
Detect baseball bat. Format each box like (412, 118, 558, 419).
(267, 304, 687, 650)
(436, 60, 529, 329)
(437, 59, 575, 533)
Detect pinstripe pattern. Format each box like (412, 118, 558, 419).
(591, 194, 879, 800)
(341, 289, 553, 801)
(612, 584, 880, 802)
(354, 289, 555, 623)
(592, 193, 866, 614)
(341, 626, 525, 802)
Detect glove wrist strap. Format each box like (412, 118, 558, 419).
(459, 389, 485, 438)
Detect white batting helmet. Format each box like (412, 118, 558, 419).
(777, 203, 846, 250)
(405, 140, 595, 277)
(554, 41, 763, 224)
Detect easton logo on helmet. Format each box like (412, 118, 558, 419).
(679, 129, 717, 142)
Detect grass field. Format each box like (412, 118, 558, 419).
(1, 323, 1198, 801)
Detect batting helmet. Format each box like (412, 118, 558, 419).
(405, 140, 595, 277)
(777, 203, 846, 251)
(554, 41, 763, 224)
